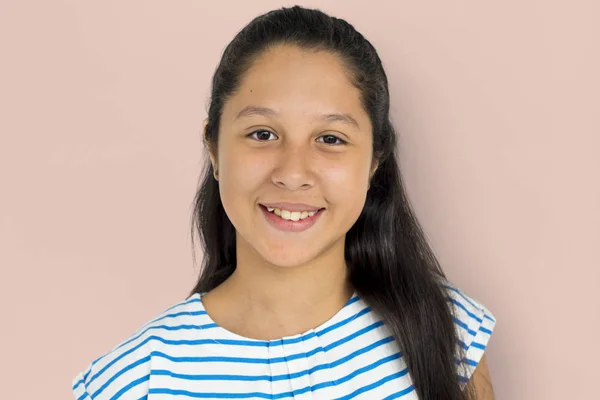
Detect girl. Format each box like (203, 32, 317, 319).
(73, 5, 496, 400)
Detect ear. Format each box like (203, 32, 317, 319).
(370, 156, 380, 180)
(202, 118, 217, 169)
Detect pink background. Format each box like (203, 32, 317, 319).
(1, 1, 598, 399)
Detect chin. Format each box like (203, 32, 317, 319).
(258, 247, 318, 269)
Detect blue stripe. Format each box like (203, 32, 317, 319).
(150, 350, 272, 365)
(346, 294, 361, 307)
(91, 356, 150, 398)
(443, 285, 497, 324)
(76, 392, 90, 400)
(82, 363, 93, 384)
(148, 323, 219, 332)
(325, 321, 383, 351)
(442, 285, 480, 309)
(480, 326, 492, 335)
(452, 316, 477, 336)
(471, 341, 487, 350)
(72, 378, 84, 390)
(151, 369, 271, 382)
(330, 354, 405, 387)
(333, 370, 407, 400)
(382, 385, 416, 400)
(316, 306, 371, 337)
(331, 336, 395, 367)
(448, 298, 483, 323)
(463, 358, 478, 367)
(109, 374, 150, 400)
(148, 388, 274, 399)
(149, 335, 270, 347)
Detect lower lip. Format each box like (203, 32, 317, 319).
(259, 205, 324, 232)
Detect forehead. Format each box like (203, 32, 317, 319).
(222, 45, 370, 129)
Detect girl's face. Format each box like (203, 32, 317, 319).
(211, 44, 377, 268)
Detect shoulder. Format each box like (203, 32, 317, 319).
(71, 293, 204, 400)
(438, 277, 497, 385)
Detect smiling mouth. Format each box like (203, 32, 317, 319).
(259, 204, 325, 222)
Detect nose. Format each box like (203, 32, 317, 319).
(271, 145, 315, 191)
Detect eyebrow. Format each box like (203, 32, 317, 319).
(235, 105, 361, 130)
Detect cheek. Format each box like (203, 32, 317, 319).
(321, 161, 370, 211)
(218, 148, 270, 207)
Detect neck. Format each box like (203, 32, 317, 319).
(202, 234, 353, 340)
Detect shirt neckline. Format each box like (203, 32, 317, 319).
(194, 291, 362, 344)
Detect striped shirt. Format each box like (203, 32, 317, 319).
(72, 280, 496, 399)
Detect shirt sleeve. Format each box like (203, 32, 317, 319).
(70, 335, 152, 400)
(72, 370, 93, 400)
(442, 280, 497, 385)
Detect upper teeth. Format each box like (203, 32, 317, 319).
(266, 207, 317, 221)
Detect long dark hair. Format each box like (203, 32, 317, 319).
(189, 5, 473, 399)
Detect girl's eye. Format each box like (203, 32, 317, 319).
(317, 134, 347, 145)
(247, 130, 346, 145)
(248, 130, 278, 141)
